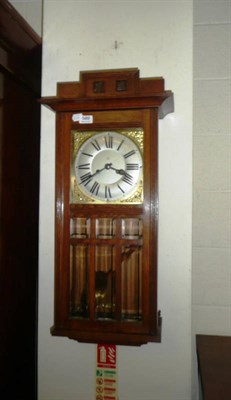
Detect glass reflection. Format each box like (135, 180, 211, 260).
(95, 245, 116, 319)
(121, 246, 142, 321)
(70, 245, 89, 318)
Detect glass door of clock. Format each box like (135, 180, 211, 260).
(69, 216, 143, 322)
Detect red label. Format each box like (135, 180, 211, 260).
(97, 345, 116, 368)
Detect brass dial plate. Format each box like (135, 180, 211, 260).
(70, 128, 144, 204)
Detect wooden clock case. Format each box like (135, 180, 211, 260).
(41, 68, 173, 346)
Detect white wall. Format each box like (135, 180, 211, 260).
(192, 0, 231, 398)
(193, 0, 231, 336)
(39, 1, 193, 400)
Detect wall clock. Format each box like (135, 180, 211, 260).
(41, 68, 174, 345)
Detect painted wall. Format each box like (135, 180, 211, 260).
(192, 1, 231, 398)
(38, 1, 193, 400)
(193, 0, 231, 336)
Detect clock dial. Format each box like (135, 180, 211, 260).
(73, 131, 143, 203)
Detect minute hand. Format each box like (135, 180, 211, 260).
(90, 165, 107, 178)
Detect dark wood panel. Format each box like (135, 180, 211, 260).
(197, 335, 231, 400)
(0, 1, 41, 398)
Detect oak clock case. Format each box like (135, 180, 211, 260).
(41, 68, 174, 346)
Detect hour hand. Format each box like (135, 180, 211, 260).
(108, 165, 126, 175)
(115, 168, 126, 176)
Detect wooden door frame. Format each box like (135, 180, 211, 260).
(0, 1, 42, 399)
(0, 0, 41, 94)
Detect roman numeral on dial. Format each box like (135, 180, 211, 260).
(117, 140, 124, 151)
(77, 163, 90, 170)
(90, 181, 100, 195)
(105, 186, 112, 199)
(80, 172, 92, 185)
(126, 163, 139, 170)
(122, 172, 134, 185)
(105, 136, 113, 148)
(82, 152, 93, 157)
(124, 150, 136, 159)
(91, 140, 101, 151)
(117, 184, 125, 194)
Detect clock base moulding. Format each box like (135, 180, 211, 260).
(50, 312, 162, 346)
